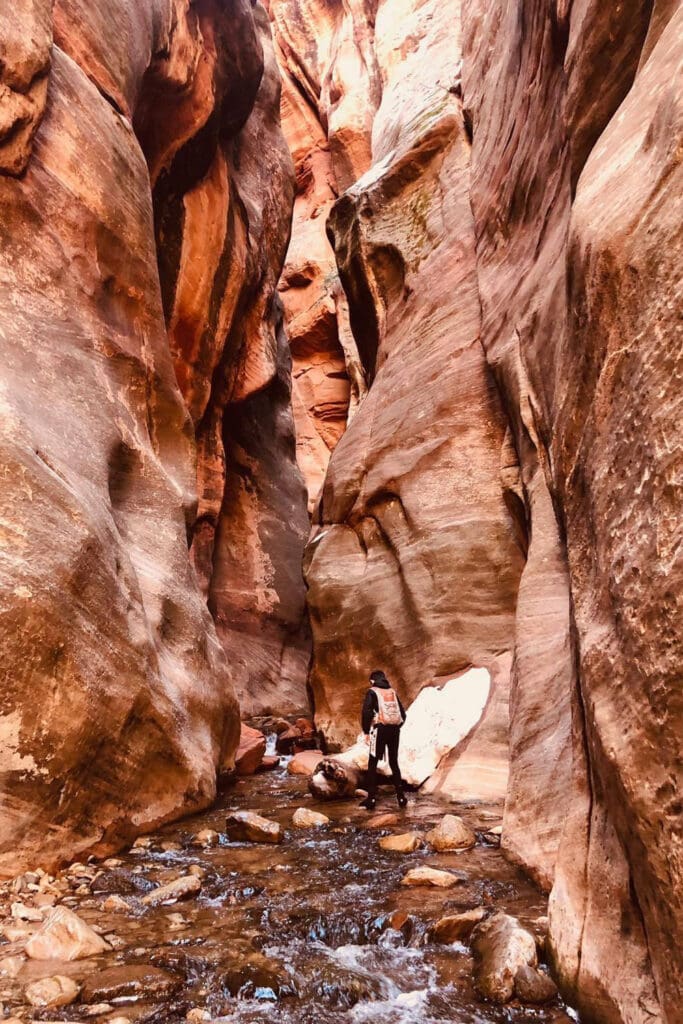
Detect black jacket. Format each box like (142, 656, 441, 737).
(361, 678, 407, 733)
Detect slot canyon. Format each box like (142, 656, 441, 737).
(0, 1, 680, 1023)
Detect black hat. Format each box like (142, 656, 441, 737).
(369, 670, 389, 686)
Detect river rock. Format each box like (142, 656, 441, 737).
(400, 867, 461, 889)
(141, 875, 202, 906)
(11, 901, 43, 921)
(259, 755, 281, 771)
(222, 951, 295, 999)
(470, 912, 538, 1002)
(309, 758, 361, 799)
(25, 907, 110, 960)
(191, 829, 220, 848)
(292, 808, 330, 828)
(430, 907, 487, 943)
(426, 815, 476, 852)
(102, 895, 130, 913)
(288, 750, 324, 776)
(0, 956, 24, 977)
(25, 974, 81, 1008)
(365, 813, 400, 829)
(186, 1011, 211, 1022)
(235, 725, 267, 775)
(225, 811, 284, 845)
(81, 964, 181, 1003)
(378, 833, 422, 854)
(514, 963, 559, 1004)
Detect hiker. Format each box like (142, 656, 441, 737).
(359, 670, 407, 810)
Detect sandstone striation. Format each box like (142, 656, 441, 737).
(271, 1, 682, 1021)
(0, 0, 305, 874)
(278, 0, 525, 750)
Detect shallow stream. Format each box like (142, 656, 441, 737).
(2, 759, 579, 1024)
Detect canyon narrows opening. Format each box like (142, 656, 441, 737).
(0, 2, 680, 1024)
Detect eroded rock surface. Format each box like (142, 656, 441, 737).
(0, 0, 304, 873)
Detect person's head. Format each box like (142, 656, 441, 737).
(369, 669, 389, 687)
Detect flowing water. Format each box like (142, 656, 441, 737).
(3, 755, 579, 1024)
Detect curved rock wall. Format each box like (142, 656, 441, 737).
(271, 0, 682, 1021)
(271, 0, 525, 752)
(0, 0, 305, 874)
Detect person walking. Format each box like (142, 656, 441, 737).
(359, 670, 407, 810)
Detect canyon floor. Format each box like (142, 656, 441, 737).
(0, 751, 577, 1024)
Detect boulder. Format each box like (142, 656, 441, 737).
(288, 750, 324, 776)
(378, 833, 422, 853)
(470, 912, 538, 1002)
(11, 901, 43, 921)
(25, 907, 110, 960)
(308, 758, 362, 799)
(25, 974, 81, 1007)
(191, 829, 220, 848)
(292, 808, 330, 828)
(225, 811, 284, 844)
(141, 875, 202, 907)
(400, 867, 461, 889)
(429, 907, 486, 943)
(81, 964, 181, 1003)
(514, 963, 559, 1004)
(276, 726, 303, 754)
(235, 725, 267, 776)
(259, 755, 281, 771)
(425, 815, 476, 852)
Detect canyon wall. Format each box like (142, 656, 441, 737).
(271, 1, 682, 1022)
(270, 0, 526, 754)
(0, 0, 305, 874)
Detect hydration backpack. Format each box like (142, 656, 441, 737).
(374, 687, 403, 726)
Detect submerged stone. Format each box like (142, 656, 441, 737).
(225, 811, 284, 844)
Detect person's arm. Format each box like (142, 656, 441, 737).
(398, 696, 407, 724)
(361, 690, 377, 733)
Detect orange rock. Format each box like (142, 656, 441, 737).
(235, 725, 267, 776)
(287, 750, 324, 777)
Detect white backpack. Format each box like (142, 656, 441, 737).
(374, 687, 403, 726)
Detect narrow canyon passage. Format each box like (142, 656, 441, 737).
(0, 1, 681, 1024)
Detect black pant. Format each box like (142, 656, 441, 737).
(367, 725, 403, 798)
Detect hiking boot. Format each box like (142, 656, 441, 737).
(359, 796, 376, 810)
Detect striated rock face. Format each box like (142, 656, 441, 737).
(272, 0, 525, 749)
(463, 2, 682, 1021)
(0, 0, 304, 873)
(270, 2, 368, 509)
(273, 0, 682, 1021)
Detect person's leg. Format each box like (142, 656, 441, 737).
(387, 728, 407, 807)
(360, 728, 381, 809)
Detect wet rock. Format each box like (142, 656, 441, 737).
(292, 808, 330, 828)
(141, 875, 202, 906)
(470, 912, 538, 1002)
(102, 895, 130, 913)
(309, 758, 361, 799)
(288, 750, 324, 776)
(225, 811, 284, 845)
(426, 815, 476, 851)
(429, 907, 486, 943)
(400, 867, 462, 888)
(365, 812, 400, 829)
(81, 964, 181, 1003)
(378, 833, 422, 853)
(186, 1011, 211, 1022)
(276, 726, 304, 755)
(25, 974, 81, 1008)
(222, 951, 296, 999)
(235, 724, 267, 775)
(131, 837, 154, 851)
(259, 755, 281, 771)
(191, 829, 220, 848)
(25, 907, 110, 960)
(92, 869, 154, 896)
(515, 963, 559, 1003)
